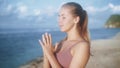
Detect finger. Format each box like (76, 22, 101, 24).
(49, 34, 52, 44)
(39, 40, 46, 53)
(55, 42, 59, 46)
(39, 40, 44, 47)
(47, 33, 51, 44)
(45, 32, 49, 44)
(54, 42, 59, 51)
(42, 34, 46, 45)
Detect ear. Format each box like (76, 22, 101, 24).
(74, 16, 80, 24)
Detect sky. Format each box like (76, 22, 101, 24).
(0, 0, 120, 30)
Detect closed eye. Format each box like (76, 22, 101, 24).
(62, 17, 66, 19)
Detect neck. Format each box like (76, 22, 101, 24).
(66, 26, 83, 41)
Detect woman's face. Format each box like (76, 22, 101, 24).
(58, 7, 75, 32)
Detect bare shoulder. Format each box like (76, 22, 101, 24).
(72, 41, 90, 53)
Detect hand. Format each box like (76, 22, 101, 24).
(39, 33, 61, 68)
(39, 33, 54, 54)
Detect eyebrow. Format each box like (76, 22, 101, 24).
(59, 13, 65, 16)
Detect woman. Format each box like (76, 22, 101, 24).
(39, 2, 90, 68)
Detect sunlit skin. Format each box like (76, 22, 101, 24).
(39, 6, 90, 68)
(58, 7, 75, 32)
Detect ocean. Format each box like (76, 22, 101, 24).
(0, 28, 120, 68)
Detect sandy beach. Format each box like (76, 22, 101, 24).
(20, 32, 120, 68)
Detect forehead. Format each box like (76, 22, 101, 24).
(59, 7, 72, 16)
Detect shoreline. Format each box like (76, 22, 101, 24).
(19, 32, 120, 68)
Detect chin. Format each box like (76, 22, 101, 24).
(60, 29, 65, 32)
(60, 29, 67, 32)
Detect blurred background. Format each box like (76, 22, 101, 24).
(0, 0, 120, 68)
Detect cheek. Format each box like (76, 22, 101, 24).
(60, 19, 74, 32)
(64, 18, 74, 27)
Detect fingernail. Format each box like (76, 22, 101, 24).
(45, 32, 47, 35)
(42, 34, 44, 37)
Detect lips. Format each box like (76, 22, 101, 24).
(59, 25, 63, 28)
(58, 22, 63, 28)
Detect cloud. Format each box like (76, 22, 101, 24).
(85, 6, 108, 14)
(43, 6, 57, 16)
(12, 2, 34, 19)
(6, 4, 13, 12)
(13, 3, 57, 20)
(18, 5, 27, 14)
(0, 1, 57, 20)
(15, 5, 28, 18)
(85, 3, 120, 14)
(0, 4, 14, 16)
(108, 3, 120, 13)
(33, 9, 41, 16)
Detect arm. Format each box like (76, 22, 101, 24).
(44, 43, 61, 68)
(44, 50, 61, 68)
(43, 43, 59, 68)
(39, 33, 61, 68)
(69, 42, 90, 68)
(43, 53, 50, 68)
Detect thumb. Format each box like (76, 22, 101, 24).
(54, 42, 59, 51)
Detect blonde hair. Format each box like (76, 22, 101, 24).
(62, 2, 91, 44)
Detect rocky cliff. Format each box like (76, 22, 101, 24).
(104, 14, 120, 28)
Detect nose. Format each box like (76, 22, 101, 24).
(58, 17, 62, 25)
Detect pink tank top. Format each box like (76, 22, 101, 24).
(55, 41, 81, 68)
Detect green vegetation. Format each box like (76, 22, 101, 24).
(105, 14, 120, 28)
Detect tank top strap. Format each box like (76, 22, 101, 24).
(68, 40, 85, 50)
